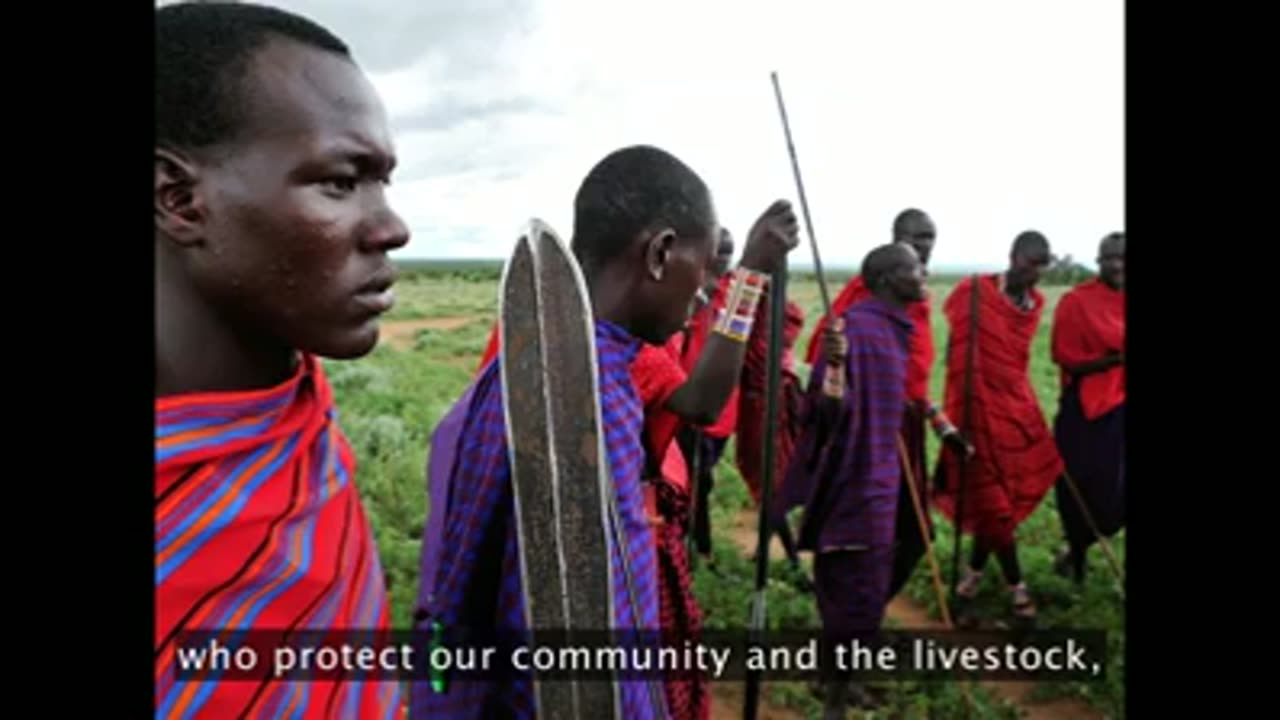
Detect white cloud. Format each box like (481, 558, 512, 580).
(191, 0, 1124, 270)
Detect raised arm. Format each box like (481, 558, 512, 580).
(665, 200, 799, 424)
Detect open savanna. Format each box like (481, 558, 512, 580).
(324, 262, 1124, 719)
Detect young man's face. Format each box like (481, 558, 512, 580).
(895, 214, 936, 269)
(173, 39, 409, 359)
(1010, 245, 1052, 289)
(886, 246, 928, 303)
(1098, 235, 1125, 289)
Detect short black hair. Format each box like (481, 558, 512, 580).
(892, 208, 931, 238)
(571, 145, 715, 273)
(157, 1, 352, 153)
(1099, 231, 1125, 252)
(1011, 230, 1050, 257)
(861, 243, 912, 290)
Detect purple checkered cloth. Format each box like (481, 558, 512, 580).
(787, 298, 913, 551)
(410, 320, 665, 719)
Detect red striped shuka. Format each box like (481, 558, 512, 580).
(155, 354, 400, 720)
(632, 335, 709, 720)
(932, 275, 1064, 552)
(734, 296, 806, 508)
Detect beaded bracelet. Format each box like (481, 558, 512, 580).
(711, 267, 769, 342)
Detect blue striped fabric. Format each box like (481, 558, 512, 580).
(415, 320, 665, 720)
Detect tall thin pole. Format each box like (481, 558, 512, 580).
(770, 71, 832, 318)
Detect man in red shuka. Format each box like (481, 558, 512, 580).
(734, 292, 808, 577)
(628, 239, 732, 720)
(1050, 232, 1125, 584)
(155, 4, 408, 717)
(933, 231, 1064, 623)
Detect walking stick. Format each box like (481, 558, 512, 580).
(896, 435, 953, 628)
(899, 434, 979, 715)
(1059, 468, 1126, 593)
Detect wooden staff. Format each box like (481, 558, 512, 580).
(1059, 468, 1126, 594)
(896, 435, 953, 627)
(898, 439, 978, 714)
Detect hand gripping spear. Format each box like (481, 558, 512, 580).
(743, 71, 838, 720)
(743, 247, 786, 720)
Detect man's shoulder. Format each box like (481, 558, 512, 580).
(457, 364, 508, 435)
(636, 336, 684, 366)
(631, 341, 686, 407)
(1056, 283, 1086, 308)
(911, 292, 932, 312)
(845, 303, 902, 338)
(845, 301, 881, 322)
(1061, 277, 1103, 300)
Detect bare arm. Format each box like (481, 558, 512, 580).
(1051, 291, 1123, 378)
(665, 316, 754, 426)
(664, 201, 800, 425)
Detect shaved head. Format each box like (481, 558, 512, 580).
(569, 144, 718, 344)
(1099, 232, 1124, 257)
(862, 243, 926, 305)
(891, 208, 930, 236)
(1011, 230, 1050, 259)
(862, 243, 912, 287)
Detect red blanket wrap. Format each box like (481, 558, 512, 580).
(932, 275, 1064, 550)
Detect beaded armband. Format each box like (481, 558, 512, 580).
(711, 267, 769, 342)
(821, 365, 845, 398)
(821, 317, 846, 398)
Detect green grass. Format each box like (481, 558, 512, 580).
(381, 272, 499, 322)
(333, 269, 1124, 719)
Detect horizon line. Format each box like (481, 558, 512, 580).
(390, 257, 1028, 273)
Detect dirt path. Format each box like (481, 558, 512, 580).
(379, 316, 475, 350)
(723, 508, 1101, 720)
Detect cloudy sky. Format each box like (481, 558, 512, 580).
(169, 0, 1124, 271)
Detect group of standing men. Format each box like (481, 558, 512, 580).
(153, 3, 1125, 718)
(784, 221, 1126, 717)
